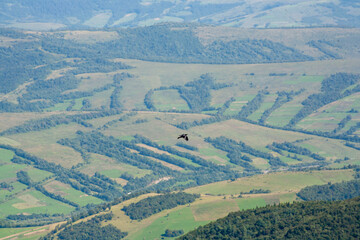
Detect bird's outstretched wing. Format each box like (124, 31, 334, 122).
(177, 134, 188, 140)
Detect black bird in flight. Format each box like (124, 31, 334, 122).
(178, 133, 189, 141)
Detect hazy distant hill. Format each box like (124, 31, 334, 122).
(0, 0, 359, 30)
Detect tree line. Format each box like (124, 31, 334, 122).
(287, 73, 360, 127)
(122, 192, 199, 220)
(269, 141, 325, 160)
(297, 179, 360, 201)
(1, 144, 122, 202)
(41, 213, 127, 240)
(206, 136, 286, 168)
(60, 131, 246, 194)
(0, 109, 122, 136)
(259, 90, 303, 125)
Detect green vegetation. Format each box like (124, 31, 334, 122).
(268, 141, 325, 160)
(0, 148, 14, 163)
(288, 73, 360, 127)
(175, 142, 198, 152)
(237, 91, 268, 119)
(152, 90, 189, 111)
(205, 136, 286, 169)
(131, 206, 208, 240)
(297, 179, 360, 201)
(122, 192, 199, 220)
(259, 90, 303, 125)
(0, 190, 75, 218)
(180, 197, 360, 240)
(41, 213, 127, 240)
(237, 197, 267, 210)
(1, 25, 360, 240)
(185, 170, 355, 196)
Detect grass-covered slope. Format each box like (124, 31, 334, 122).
(180, 197, 360, 240)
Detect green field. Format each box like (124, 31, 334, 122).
(44, 181, 103, 206)
(130, 207, 208, 240)
(237, 197, 267, 210)
(266, 94, 310, 127)
(185, 170, 354, 196)
(45, 101, 71, 112)
(0, 164, 27, 181)
(191, 199, 239, 221)
(284, 75, 324, 85)
(0, 190, 75, 218)
(248, 94, 277, 122)
(153, 89, 190, 111)
(0, 226, 39, 238)
(0, 182, 28, 201)
(224, 95, 256, 116)
(80, 153, 152, 178)
(0, 148, 15, 163)
(26, 168, 53, 183)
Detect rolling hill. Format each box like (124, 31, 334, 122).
(0, 24, 360, 239)
(0, 0, 359, 30)
(180, 196, 360, 239)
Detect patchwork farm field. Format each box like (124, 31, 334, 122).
(1, 26, 360, 239)
(75, 169, 354, 240)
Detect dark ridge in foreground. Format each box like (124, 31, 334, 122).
(179, 197, 360, 240)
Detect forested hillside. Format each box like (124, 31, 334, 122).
(180, 197, 360, 240)
(297, 179, 360, 201)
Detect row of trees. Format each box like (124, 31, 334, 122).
(297, 179, 360, 201)
(307, 40, 340, 59)
(269, 141, 325, 160)
(0, 109, 122, 136)
(236, 90, 268, 119)
(287, 73, 360, 127)
(177, 74, 217, 112)
(109, 72, 134, 109)
(206, 136, 286, 168)
(332, 115, 352, 133)
(98, 111, 137, 130)
(122, 192, 199, 220)
(43, 213, 127, 240)
(2, 144, 122, 202)
(175, 142, 198, 151)
(133, 134, 225, 169)
(259, 90, 303, 125)
(62, 131, 245, 194)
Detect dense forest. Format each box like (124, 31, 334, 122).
(100, 25, 313, 64)
(122, 192, 199, 220)
(297, 179, 360, 201)
(40, 213, 127, 240)
(180, 197, 360, 240)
